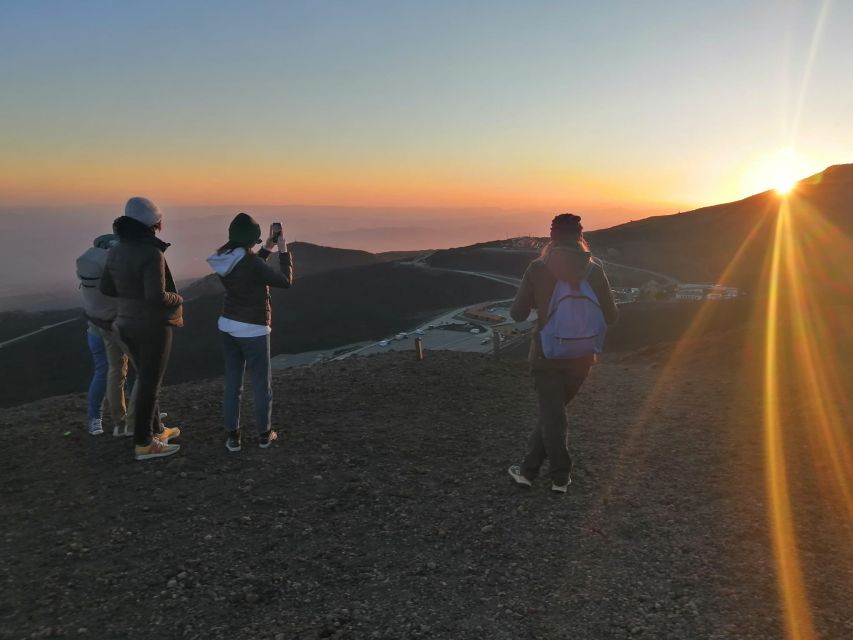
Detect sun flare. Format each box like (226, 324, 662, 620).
(741, 148, 820, 197)
(775, 177, 797, 195)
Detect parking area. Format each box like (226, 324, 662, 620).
(271, 299, 532, 370)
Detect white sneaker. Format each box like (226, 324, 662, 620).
(112, 424, 131, 437)
(551, 477, 572, 494)
(88, 418, 104, 436)
(508, 465, 532, 488)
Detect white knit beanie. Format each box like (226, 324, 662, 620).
(125, 197, 162, 227)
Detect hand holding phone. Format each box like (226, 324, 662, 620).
(265, 222, 284, 250)
(271, 221, 286, 251)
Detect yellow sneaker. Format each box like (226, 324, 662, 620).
(155, 426, 181, 443)
(134, 438, 180, 461)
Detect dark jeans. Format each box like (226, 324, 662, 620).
(119, 326, 172, 446)
(521, 367, 590, 484)
(221, 332, 272, 434)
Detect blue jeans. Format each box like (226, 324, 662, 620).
(221, 332, 272, 434)
(87, 331, 108, 420)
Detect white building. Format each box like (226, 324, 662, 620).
(676, 283, 738, 300)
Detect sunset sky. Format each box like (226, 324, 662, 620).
(1, 0, 851, 230)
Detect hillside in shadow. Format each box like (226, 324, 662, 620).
(0, 263, 513, 407)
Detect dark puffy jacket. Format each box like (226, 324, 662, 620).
(207, 247, 293, 326)
(100, 217, 184, 329)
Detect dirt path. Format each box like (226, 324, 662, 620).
(0, 350, 849, 639)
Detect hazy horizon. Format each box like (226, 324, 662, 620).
(1, 159, 848, 305)
(0, 200, 659, 301)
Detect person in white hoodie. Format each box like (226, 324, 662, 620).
(206, 213, 293, 452)
(76, 234, 131, 436)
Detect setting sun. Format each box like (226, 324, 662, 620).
(775, 178, 797, 195)
(770, 149, 802, 194)
(742, 148, 820, 197)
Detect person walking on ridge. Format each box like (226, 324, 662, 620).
(507, 213, 618, 493)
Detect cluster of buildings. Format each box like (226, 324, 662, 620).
(674, 283, 739, 301)
(499, 236, 548, 250)
(612, 287, 641, 305)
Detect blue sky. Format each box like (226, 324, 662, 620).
(1, 0, 850, 222)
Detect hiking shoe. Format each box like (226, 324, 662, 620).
(134, 439, 180, 461)
(551, 477, 572, 494)
(88, 419, 104, 436)
(508, 465, 533, 488)
(258, 430, 278, 449)
(155, 426, 181, 443)
(226, 430, 242, 453)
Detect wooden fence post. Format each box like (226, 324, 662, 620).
(492, 332, 501, 360)
(415, 337, 424, 361)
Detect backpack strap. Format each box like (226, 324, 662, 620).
(77, 272, 101, 288)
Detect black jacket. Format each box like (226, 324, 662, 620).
(100, 217, 184, 329)
(208, 248, 293, 326)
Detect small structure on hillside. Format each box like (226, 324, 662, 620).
(640, 279, 665, 300)
(500, 236, 547, 250)
(676, 283, 739, 300)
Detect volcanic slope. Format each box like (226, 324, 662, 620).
(1, 342, 849, 639)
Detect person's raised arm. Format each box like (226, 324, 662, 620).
(510, 264, 535, 322)
(254, 223, 293, 288)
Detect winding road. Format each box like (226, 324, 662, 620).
(0, 318, 78, 350)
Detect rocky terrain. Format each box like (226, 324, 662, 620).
(1, 339, 850, 639)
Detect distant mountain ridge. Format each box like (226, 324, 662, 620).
(427, 164, 853, 288)
(586, 163, 853, 285)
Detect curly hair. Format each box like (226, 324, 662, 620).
(550, 213, 584, 242)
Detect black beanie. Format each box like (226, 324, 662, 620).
(550, 213, 583, 244)
(228, 212, 262, 245)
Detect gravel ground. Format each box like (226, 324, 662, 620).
(1, 347, 850, 639)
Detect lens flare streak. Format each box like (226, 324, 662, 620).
(586, 188, 850, 638)
(762, 199, 816, 640)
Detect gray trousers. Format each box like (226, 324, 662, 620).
(521, 367, 590, 485)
